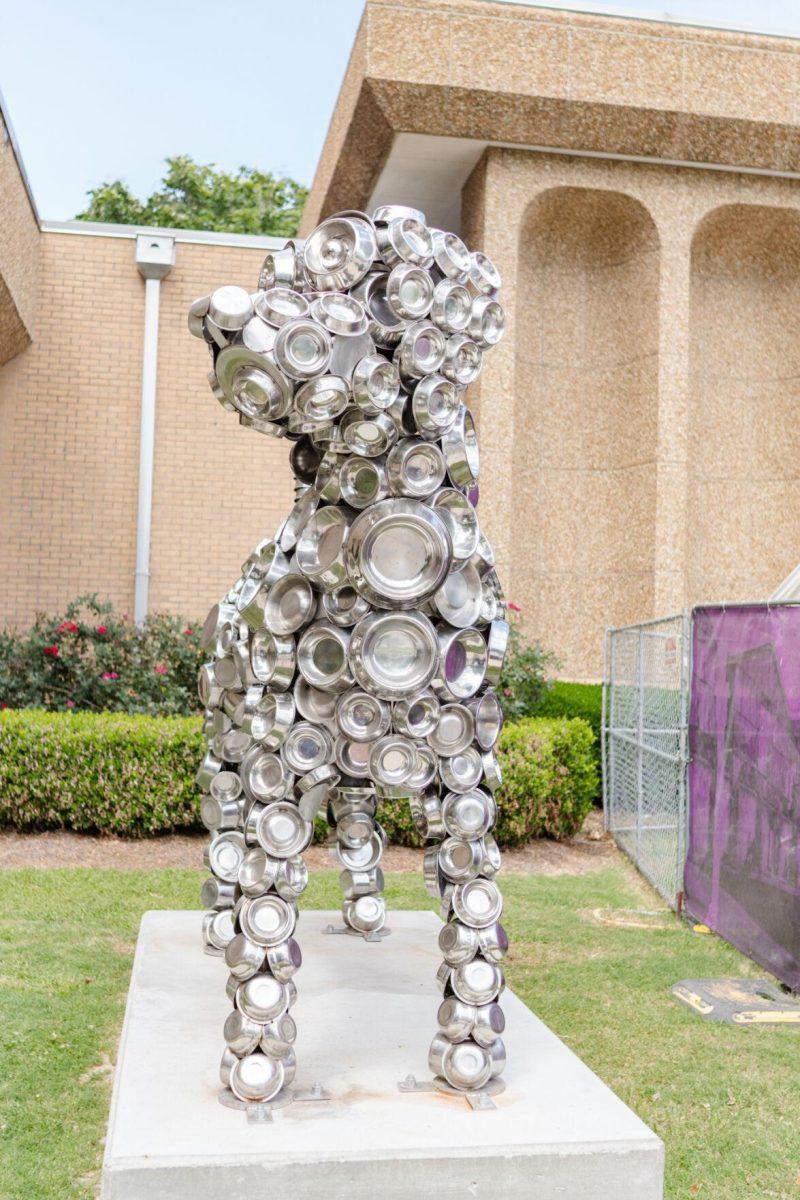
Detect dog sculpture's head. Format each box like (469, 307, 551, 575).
(188, 207, 505, 484)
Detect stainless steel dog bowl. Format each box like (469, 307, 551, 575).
(430, 278, 472, 334)
(440, 746, 484, 793)
(386, 437, 446, 499)
(451, 878, 503, 928)
(386, 263, 433, 322)
(281, 720, 333, 773)
(266, 938, 303, 982)
(485, 618, 509, 687)
(274, 317, 332, 381)
(427, 702, 474, 756)
(321, 584, 372, 628)
(240, 745, 293, 802)
(274, 855, 309, 902)
(294, 375, 349, 424)
(438, 836, 483, 883)
(430, 487, 480, 567)
(229, 1053, 285, 1103)
(336, 689, 391, 741)
(349, 609, 439, 700)
(263, 574, 316, 635)
(250, 630, 295, 691)
(396, 320, 446, 380)
(201, 875, 236, 909)
(472, 1003, 506, 1047)
(345, 498, 452, 608)
(410, 374, 460, 441)
(255, 285, 310, 327)
(442, 334, 482, 387)
(437, 996, 477, 1041)
(438, 919, 479, 966)
(431, 229, 472, 282)
(470, 250, 502, 295)
(203, 908, 237, 954)
(296, 507, 350, 590)
(260, 1013, 297, 1059)
(478, 921, 509, 964)
(243, 691, 296, 750)
(429, 1035, 492, 1091)
(392, 689, 440, 739)
(240, 894, 297, 948)
(352, 354, 401, 413)
(368, 734, 417, 788)
(215, 345, 292, 421)
(468, 295, 505, 348)
(431, 560, 482, 627)
(341, 410, 397, 459)
(377, 216, 433, 268)
(408, 741, 438, 789)
(252, 801, 313, 859)
(334, 734, 372, 778)
(311, 292, 369, 337)
(297, 621, 352, 691)
(224, 934, 265, 982)
(293, 676, 338, 725)
(451, 958, 504, 1006)
(339, 456, 388, 509)
(209, 285, 253, 331)
(442, 406, 480, 490)
(205, 831, 246, 883)
(238, 846, 279, 898)
(442, 788, 496, 839)
(237, 973, 290, 1023)
(303, 215, 377, 291)
(343, 894, 386, 934)
(435, 625, 487, 700)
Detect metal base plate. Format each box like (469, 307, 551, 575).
(323, 922, 391, 942)
(218, 1081, 331, 1122)
(398, 1073, 505, 1110)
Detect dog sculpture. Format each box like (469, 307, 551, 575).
(190, 205, 509, 1108)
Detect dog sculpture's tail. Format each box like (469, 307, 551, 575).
(191, 205, 510, 1108)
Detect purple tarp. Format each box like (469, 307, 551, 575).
(685, 604, 800, 990)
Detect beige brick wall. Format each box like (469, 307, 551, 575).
(0, 112, 40, 364)
(0, 230, 292, 628)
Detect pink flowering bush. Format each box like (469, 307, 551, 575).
(0, 595, 204, 715)
(497, 605, 559, 721)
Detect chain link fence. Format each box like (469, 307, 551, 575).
(602, 612, 690, 909)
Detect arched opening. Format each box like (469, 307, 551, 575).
(688, 204, 800, 603)
(512, 187, 660, 679)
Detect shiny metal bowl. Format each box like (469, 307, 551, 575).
(255, 286, 310, 328)
(345, 498, 452, 608)
(296, 507, 350, 590)
(386, 263, 434, 322)
(427, 702, 474, 756)
(250, 629, 295, 690)
(352, 354, 401, 414)
(274, 318, 332, 381)
(440, 746, 484, 793)
(281, 721, 333, 773)
(303, 215, 377, 291)
(386, 437, 446, 499)
(442, 334, 482, 387)
(396, 320, 446, 380)
(311, 292, 369, 337)
(430, 488, 480, 566)
(410, 376, 460, 439)
(339, 455, 389, 509)
(430, 278, 472, 334)
(263, 574, 316, 636)
(392, 689, 440, 739)
(341, 410, 398, 459)
(442, 788, 496, 839)
(431, 229, 472, 282)
(215, 345, 292, 421)
(336, 688, 391, 741)
(368, 734, 417, 788)
(431, 560, 482, 627)
(297, 621, 352, 692)
(442, 405, 480, 490)
(435, 625, 487, 700)
(349, 610, 440, 700)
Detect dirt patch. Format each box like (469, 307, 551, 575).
(0, 810, 617, 876)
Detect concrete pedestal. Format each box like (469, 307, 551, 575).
(101, 910, 664, 1200)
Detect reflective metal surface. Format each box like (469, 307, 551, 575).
(191, 202, 510, 1105)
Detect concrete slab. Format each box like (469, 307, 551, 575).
(102, 910, 664, 1200)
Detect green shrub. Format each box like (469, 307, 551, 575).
(496, 609, 558, 720)
(0, 710, 597, 846)
(533, 682, 602, 801)
(0, 595, 205, 716)
(0, 711, 204, 836)
(493, 716, 597, 843)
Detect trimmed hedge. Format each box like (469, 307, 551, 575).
(0, 710, 597, 846)
(533, 682, 602, 801)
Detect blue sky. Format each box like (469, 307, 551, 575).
(2, 0, 799, 221)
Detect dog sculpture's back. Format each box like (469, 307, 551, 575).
(190, 206, 510, 1108)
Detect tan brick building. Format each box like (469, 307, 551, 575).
(4, 0, 800, 678)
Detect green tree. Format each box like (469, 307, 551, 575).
(76, 155, 307, 236)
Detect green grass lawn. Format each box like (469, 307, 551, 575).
(1, 865, 797, 1200)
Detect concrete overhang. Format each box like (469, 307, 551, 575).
(300, 0, 800, 235)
